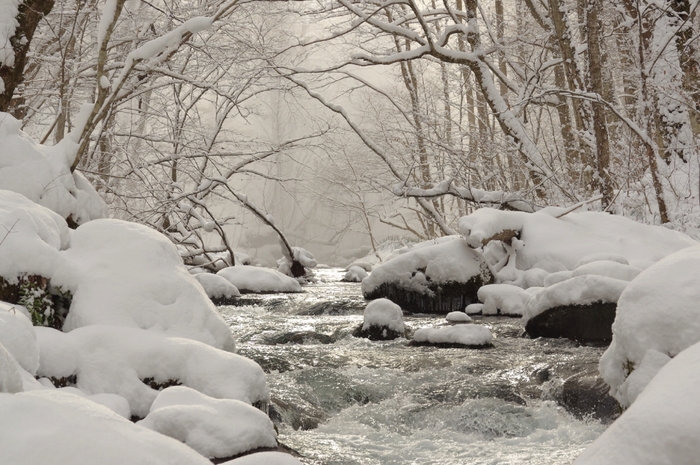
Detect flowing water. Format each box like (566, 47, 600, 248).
(218, 269, 608, 465)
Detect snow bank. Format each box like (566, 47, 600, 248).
(413, 325, 493, 346)
(524, 275, 628, 323)
(0, 112, 107, 224)
(361, 236, 492, 295)
(599, 245, 700, 407)
(139, 386, 276, 459)
(362, 298, 404, 333)
(575, 340, 700, 465)
(194, 273, 241, 300)
(221, 452, 303, 465)
(0, 307, 39, 374)
(217, 265, 302, 293)
(458, 208, 696, 271)
(54, 219, 235, 351)
(343, 265, 368, 282)
(0, 189, 69, 280)
(35, 325, 269, 418)
(0, 390, 211, 465)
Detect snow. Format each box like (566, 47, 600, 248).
(277, 246, 318, 276)
(523, 275, 628, 323)
(572, 260, 642, 282)
(361, 236, 492, 296)
(413, 325, 493, 346)
(478, 284, 534, 316)
(344, 265, 368, 282)
(458, 208, 696, 271)
(218, 265, 302, 293)
(574, 253, 629, 269)
(0, 307, 39, 374)
(0, 342, 23, 393)
(446, 311, 472, 323)
(575, 340, 700, 465)
(0, 113, 108, 224)
(599, 245, 700, 407)
(53, 219, 236, 351)
(139, 386, 277, 458)
(465, 303, 484, 314)
(35, 325, 269, 418)
(362, 298, 404, 333)
(194, 273, 241, 300)
(0, 390, 212, 465)
(220, 452, 304, 465)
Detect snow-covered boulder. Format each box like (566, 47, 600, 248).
(221, 452, 304, 465)
(35, 325, 269, 418)
(353, 298, 405, 341)
(194, 273, 240, 305)
(575, 340, 700, 465)
(523, 275, 628, 343)
(277, 247, 317, 278)
(0, 390, 211, 465)
(459, 208, 696, 271)
(410, 325, 493, 348)
(0, 112, 107, 225)
(446, 311, 472, 323)
(218, 265, 302, 294)
(342, 265, 368, 282)
(599, 245, 700, 407)
(139, 386, 276, 459)
(52, 219, 236, 351)
(477, 284, 535, 316)
(361, 237, 494, 314)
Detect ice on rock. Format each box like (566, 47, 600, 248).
(218, 265, 302, 293)
(139, 386, 277, 459)
(0, 390, 211, 465)
(35, 325, 269, 418)
(53, 219, 236, 351)
(599, 245, 700, 407)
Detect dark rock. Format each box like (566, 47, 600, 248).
(556, 372, 621, 423)
(407, 340, 493, 349)
(365, 278, 493, 315)
(262, 331, 336, 345)
(39, 374, 77, 388)
(525, 301, 616, 343)
(352, 324, 404, 341)
(210, 295, 240, 306)
(141, 377, 181, 391)
(211, 442, 302, 464)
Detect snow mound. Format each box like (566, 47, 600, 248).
(0, 189, 69, 280)
(35, 325, 269, 418)
(217, 265, 302, 293)
(139, 386, 276, 459)
(194, 273, 240, 300)
(344, 265, 368, 282)
(362, 237, 492, 295)
(446, 311, 472, 323)
(465, 303, 484, 315)
(220, 452, 304, 465)
(362, 298, 404, 333)
(0, 342, 23, 393)
(277, 247, 318, 276)
(575, 340, 700, 465)
(54, 219, 235, 351)
(0, 112, 107, 224)
(572, 260, 642, 282)
(599, 245, 700, 407)
(575, 253, 629, 269)
(0, 307, 39, 374)
(0, 390, 210, 465)
(524, 275, 628, 323)
(413, 325, 492, 346)
(478, 284, 534, 316)
(458, 208, 696, 271)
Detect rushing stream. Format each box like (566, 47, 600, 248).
(218, 268, 608, 465)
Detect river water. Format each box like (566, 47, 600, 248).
(219, 269, 607, 465)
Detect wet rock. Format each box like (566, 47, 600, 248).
(352, 324, 404, 341)
(555, 372, 621, 423)
(295, 298, 365, 316)
(262, 331, 336, 345)
(525, 301, 616, 343)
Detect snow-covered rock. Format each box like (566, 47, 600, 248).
(599, 245, 700, 407)
(277, 247, 317, 277)
(0, 390, 211, 465)
(343, 265, 368, 282)
(0, 112, 107, 224)
(478, 284, 534, 316)
(0, 307, 39, 374)
(0, 342, 23, 393)
(220, 452, 304, 465)
(194, 273, 240, 304)
(411, 325, 493, 348)
(53, 219, 236, 351)
(362, 237, 493, 314)
(354, 298, 405, 341)
(572, 260, 642, 282)
(35, 325, 268, 418)
(218, 265, 302, 293)
(139, 386, 276, 459)
(575, 340, 700, 465)
(446, 311, 472, 323)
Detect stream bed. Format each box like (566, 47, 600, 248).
(218, 269, 608, 465)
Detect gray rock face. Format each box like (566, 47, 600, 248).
(555, 372, 621, 423)
(525, 301, 617, 343)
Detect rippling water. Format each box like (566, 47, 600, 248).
(218, 269, 607, 465)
